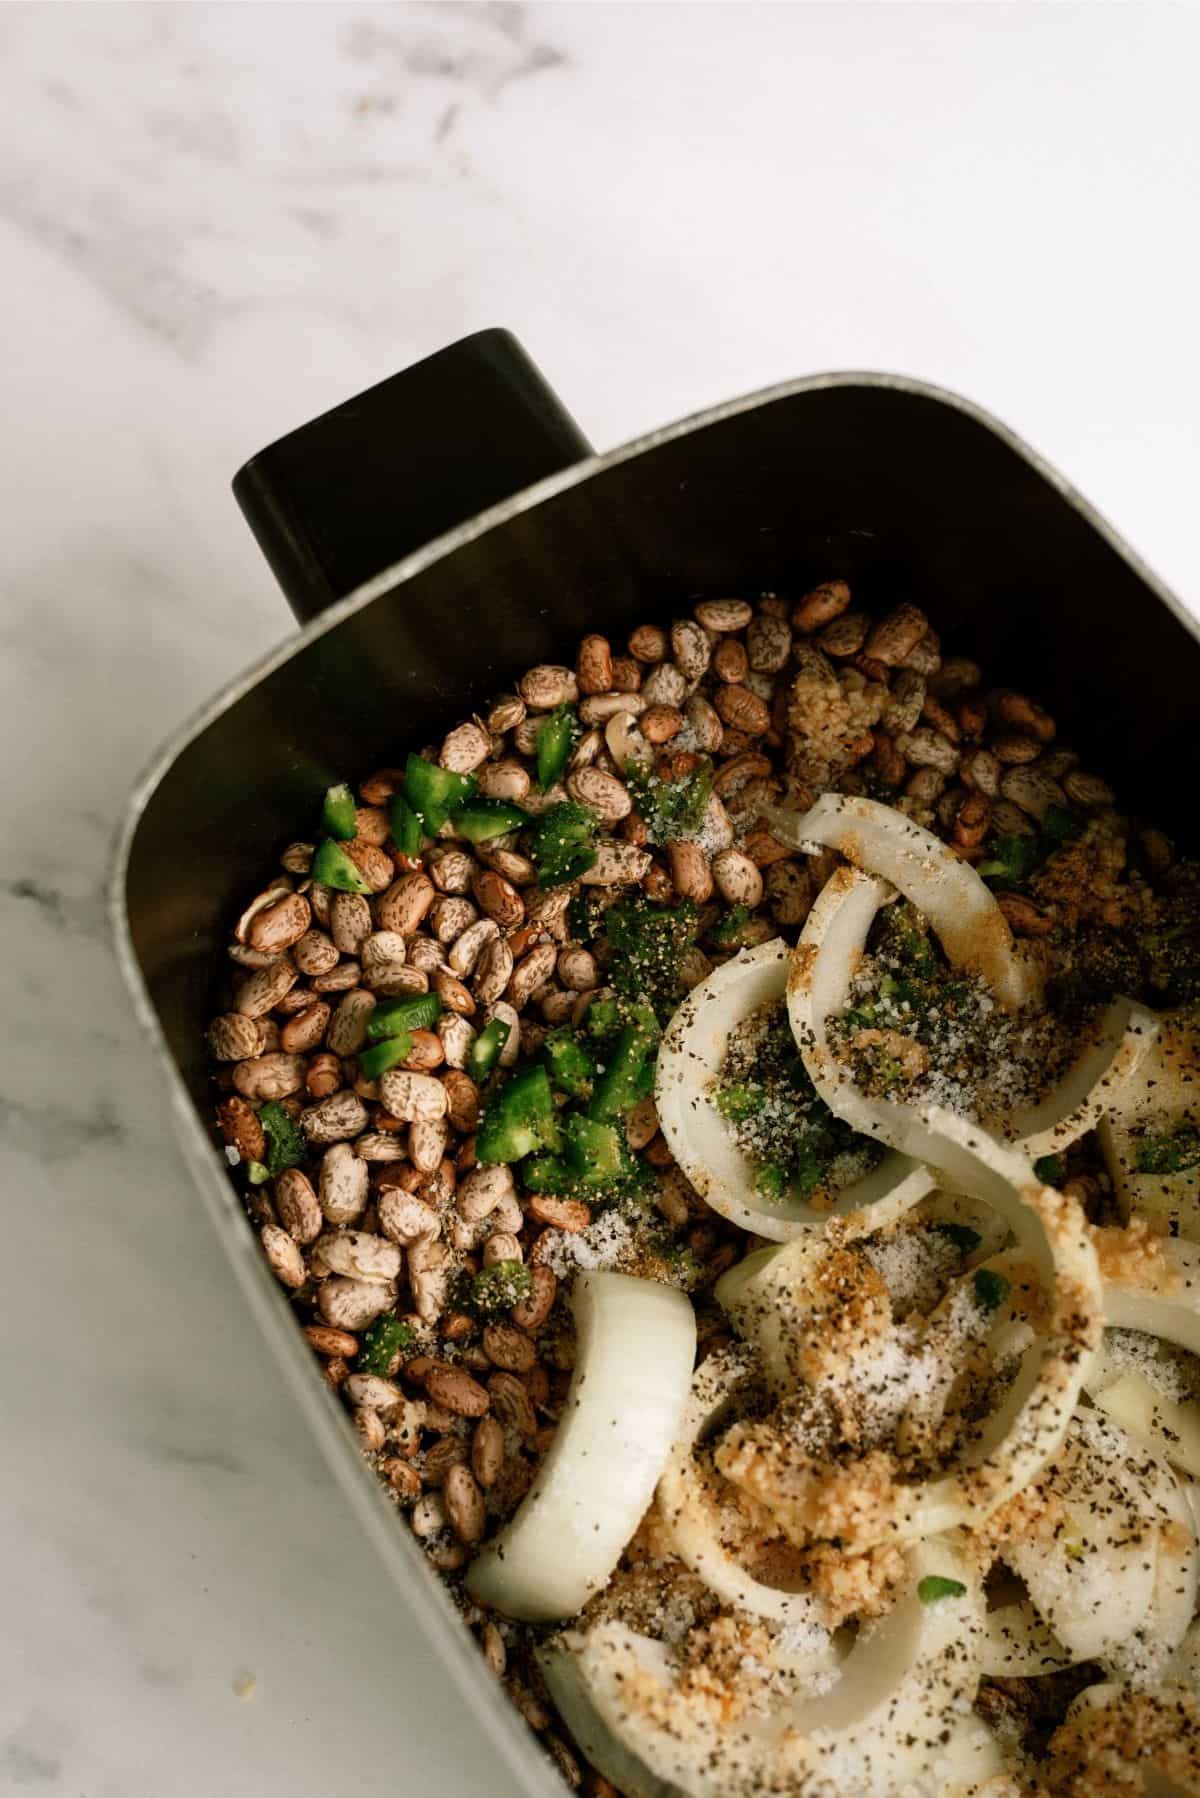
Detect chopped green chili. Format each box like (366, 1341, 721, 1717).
(1135, 1126, 1200, 1176)
(452, 799, 529, 843)
(357, 1032, 415, 1079)
(312, 838, 373, 894)
(321, 782, 358, 841)
(973, 1268, 1011, 1313)
(541, 1029, 596, 1100)
(405, 753, 476, 836)
(918, 1576, 966, 1603)
(563, 1113, 626, 1184)
(467, 1261, 534, 1317)
(258, 1101, 306, 1177)
(476, 1064, 561, 1164)
(535, 703, 579, 790)
(358, 1314, 415, 1375)
(527, 801, 598, 886)
(467, 1017, 511, 1083)
(389, 793, 423, 858)
(367, 993, 443, 1041)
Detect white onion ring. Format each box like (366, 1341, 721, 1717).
(786, 862, 1156, 1173)
(466, 1272, 695, 1621)
(654, 937, 934, 1240)
(763, 793, 1039, 1010)
(716, 1114, 1101, 1546)
(539, 1536, 983, 1797)
(655, 1344, 836, 1642)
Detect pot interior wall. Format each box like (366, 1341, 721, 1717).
(125, 381, 1200, 1119)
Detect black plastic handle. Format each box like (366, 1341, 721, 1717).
(233, 329, 592, 624)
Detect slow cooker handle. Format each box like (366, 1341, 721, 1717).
(232, 328, 592, 625)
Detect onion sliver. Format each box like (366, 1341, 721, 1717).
(1098, 1008, 1200, 1240)
(788, 863, 1156, 1174)
(1089, 1363, 1200, 1479)
(1009, 995, 1159, 1160)
(655, 1345, 836, 1643)
(1102, 1236, 1200, 1357)
(1006, 1413, 1174, 1665)
(539, 1537, 983, 1797)
(717, 1113, 1101, 1545)
(466, 1272, 696, 1622)
(655, 936, 933, 1241)
(763, 794, 1038, 1010)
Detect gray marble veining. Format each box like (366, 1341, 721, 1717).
(2, 4, 1198, 1793)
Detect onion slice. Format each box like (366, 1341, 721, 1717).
(1098, 1008, 1200, 1239)
(655, 1345, 837, 1642)
(1101, 1235, 1200, 1357)
(655, 936, 933, 1241)
(1088, 1359, 1200, 1479)
(763, 793, 1039, 1010)
(1087, 1234, 1200, 1478)
(716, 1113, 1102, 1545)
(787, 862, 1155, 1172)
(465, 1272, 695, 1622)
(538, 1537, 983, 1797)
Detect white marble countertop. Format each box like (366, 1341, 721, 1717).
(3, 4, 1199, 1793)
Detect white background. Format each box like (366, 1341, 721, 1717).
(1, 5, 1197, 1794)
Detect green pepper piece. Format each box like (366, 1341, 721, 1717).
(245, 1160, 270, 1186)
(708, 904, 753, 947)
(476, 1064, 559, 1164)
(933, 1222, 982, 1254)
(1135, 1125, 1200, 1175)
(258, 1100, 306, 1176)
(366, 993, 443, 1041)
(589, 1007, 659, 1121)
(467, 1017, 511, 1083)
(541, 1029, 596, 1100)
(357, 1031, 414, 1079)
(358, 1314, 415, 1375)
(389, 793, 423, 858)
(312, 838, 373, 894)
(521, 1153, 576, 1194)
(977, 834, 1040, 887)
(322, 782, 358, 840)
(452, 799, 529, 843)
(405, 752, 476, 835)
(753, 1159, 789, 1202)
(583, 993, 623, 1047)
(536, 703, 579, 790)
(973, 1268, 1011, 1313)
(468, 1261, 534, 1317)
(918, 1576, 966, 1603)
(563, 1113, 625, 1185)
(527, 801, 598, 887)
(1033, 1154, 1066, 1187)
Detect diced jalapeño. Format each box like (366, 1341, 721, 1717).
(452, 799, 529, 843)
(476, 1064, 559, 1164)
(589, 1005, 659, 1121)
(563, 1113, 625, 1185)
(321, 782, 358, 841)
(357, 1031, 414, 1079)
(541, 1029, 596, 1100)
(366, 993, 443, 1040)
(312, 838, 373, 894)
(536, 704, 578, 790)
(467, 1017, 511, 1083)
(405, 752, 476, 835)
(389, 793, 423, 858)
